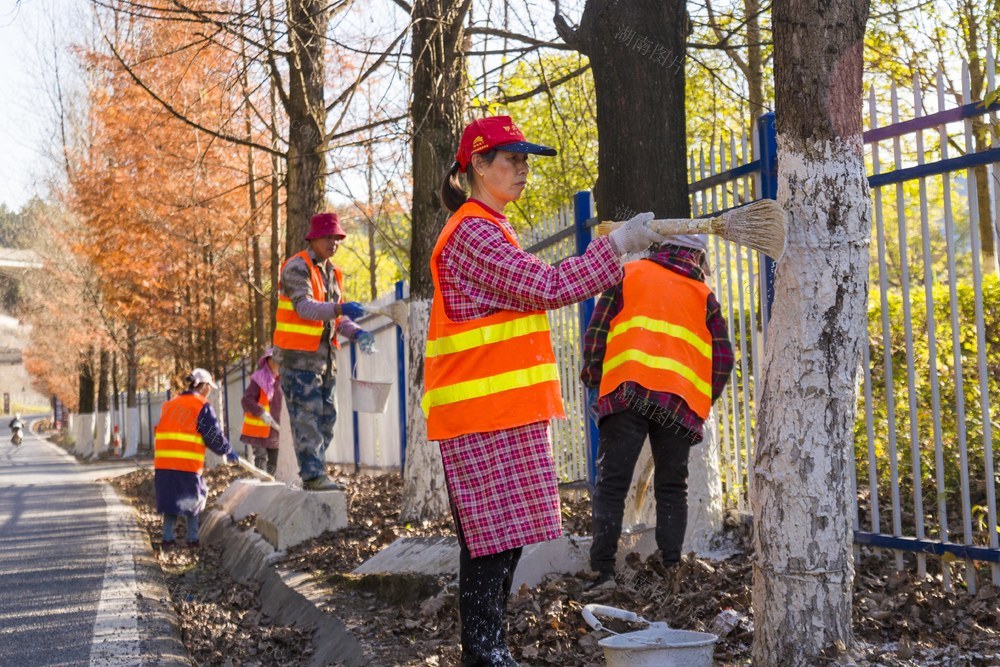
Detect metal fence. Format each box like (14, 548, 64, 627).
(680, 61, 999, 590)
(124, 57, 998, 591)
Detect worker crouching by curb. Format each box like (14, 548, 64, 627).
(154, 368, 239, 550)
(581, 238, 735, 586)
(426, 115, 674, 666)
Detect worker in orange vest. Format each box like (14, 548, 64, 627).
(240, 348, 282, 475)
(272, 213, 374, 491)
(581, 238, 735, 587)
(154, 368, 238, 550)
(427, 115, 673, 666)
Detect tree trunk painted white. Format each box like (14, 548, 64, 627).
(751, 136, 870, 663)
(275, 396, 299, 484)
(124, 407, 140, 458)
(622, 412, 723, 555)
(401, 299, 451, 521)
(78, 413, 95, 457)
(94, 411, 110, 458)
(65, 412, 75, 445)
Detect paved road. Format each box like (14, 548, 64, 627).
(0, 420, 190, 666)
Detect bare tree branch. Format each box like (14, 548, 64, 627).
(467, 26, 575, 51)
(498, 63, 590, 104)
(102, 33, 282, 156)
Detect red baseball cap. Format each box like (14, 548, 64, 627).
(455, 115, 557, 173)
(305, 212, 346, 240)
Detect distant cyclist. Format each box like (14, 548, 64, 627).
(9, 413, 23, 445)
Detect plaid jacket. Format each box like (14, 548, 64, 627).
(435, 202, 622, 557)
(580, 245, 735, 443)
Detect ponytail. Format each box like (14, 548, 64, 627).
(439, 150, 499, 213)
(439, 161, 467, 213)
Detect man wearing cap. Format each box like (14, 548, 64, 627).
(154, 368, 239, 550)
(273, 212, 374, 491)
(581, 238, 734, 587)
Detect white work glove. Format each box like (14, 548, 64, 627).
(261, 412, 277, 428)
(608, 212, 659, 256)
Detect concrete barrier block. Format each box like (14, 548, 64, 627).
(214, 479, 287, 522)
(354, 534, 594, 590)
(353, 536, 460, 577)
(200, 508, 285, 583)
(256, 488, 347, 550)
(511, 535, 592, 590)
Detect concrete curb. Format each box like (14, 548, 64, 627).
(201, 508, 365, 667)
(108, 484, 193, 666)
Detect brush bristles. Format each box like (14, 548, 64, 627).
(721, 200, 787, 259)
(370, 301, 409, 333)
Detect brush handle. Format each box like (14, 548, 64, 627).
(597, 216, 719, 236)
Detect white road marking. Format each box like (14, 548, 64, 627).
(89, 483, 142, 666)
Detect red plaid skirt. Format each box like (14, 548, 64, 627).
(439, 421, 563, 558)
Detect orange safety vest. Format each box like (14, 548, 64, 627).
(241, 391, 271, 439)
(421, 201, 566, 440)
(599, 260, 714, 419)
(273, 251, 344, 352)
(154, 393, 209, 475)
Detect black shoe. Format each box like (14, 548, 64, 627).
(585, 570, 616, 591)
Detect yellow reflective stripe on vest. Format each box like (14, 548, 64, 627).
(155, 449, 205, 462)
(277, 299, 295, 311)
(244, 415, 267, 427)
(275, 321, 324, 336)
(421, 363, 560, 412)
(425, 314, 550, 358)
(606, 315, 712, 358)
(155, 432, 205, 445)
(602, 349, 712, 397)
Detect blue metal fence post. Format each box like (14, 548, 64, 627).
(395, 280, 408, 474)
(350, 340, 360, 472)
(757, 112, 779, 324)
(574, 191, 601, 489)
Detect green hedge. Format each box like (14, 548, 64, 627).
(858, 273, 999, 537)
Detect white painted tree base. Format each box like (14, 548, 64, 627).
(77, 413, 95, 457)
(94, 411, 110, 458)
(401, 299, 450, 521)
(622, 412, 723, 555)
(124, 407, 140, 458)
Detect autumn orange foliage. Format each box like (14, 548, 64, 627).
(25, 7, 279, 407)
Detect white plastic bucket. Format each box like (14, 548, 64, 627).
(351, 378, 392, 413)
(583, 604, 717, 667)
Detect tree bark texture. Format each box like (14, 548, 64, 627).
(753, 0, 870, 663)
(402, 0, 471, 521)
(284, 0, 329, 248)
(78, 351, 95, 414)
(961, 0, 997, 273)
(562, 0, 690, 220)
(126, 321, 138, 409)
(97, 348, 111, 413)
(408, 0, 470, 300)
(270, 152, 282, 337)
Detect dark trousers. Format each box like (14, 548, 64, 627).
(454, 517, 521, 666)
(253, 448, 279, 476)
(590, 408, 694, 574)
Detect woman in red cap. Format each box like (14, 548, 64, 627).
(425, 115, 671, 666)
